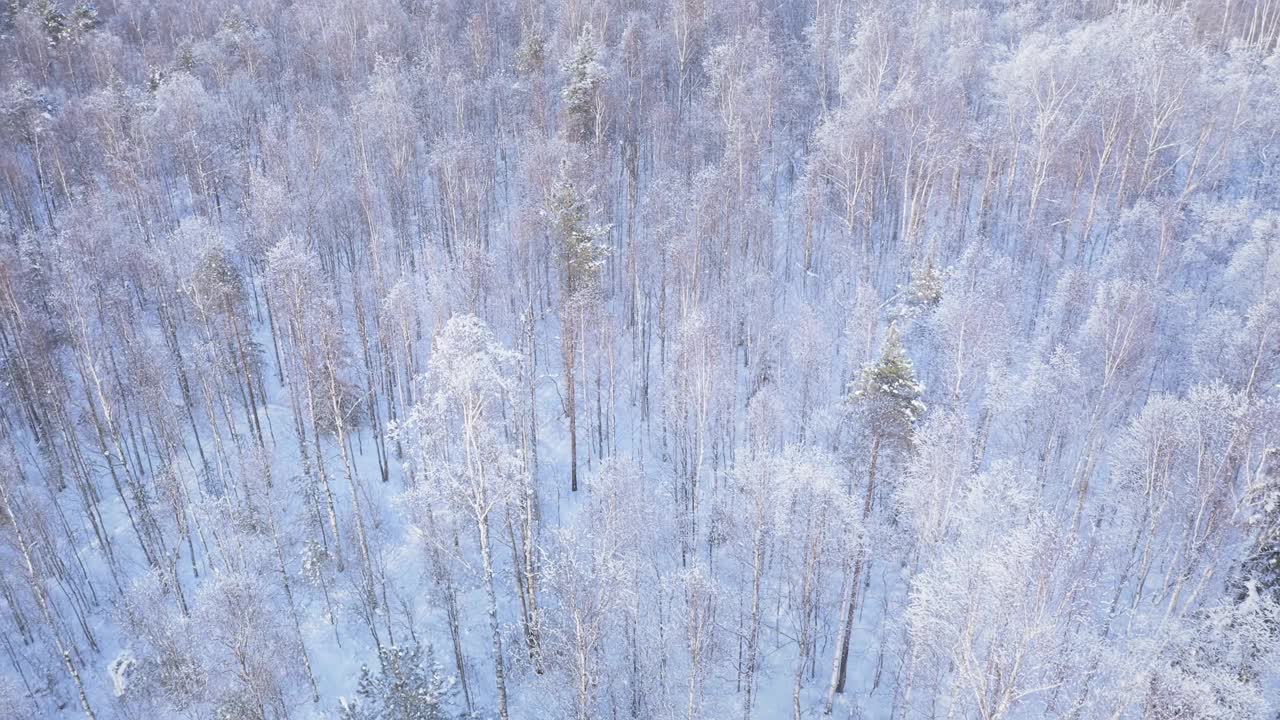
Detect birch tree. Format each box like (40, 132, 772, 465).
(395, 314, 525, 720)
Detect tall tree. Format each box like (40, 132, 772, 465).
(826, 326, 924, 711)
(550, 167, 607, 492)
(395, 314, 525, 720)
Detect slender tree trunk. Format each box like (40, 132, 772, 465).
(477, 518, 511, 720)
(827, 435, 881, 713)
(742, 529, 765, 720)
(0, 479, 97, 720)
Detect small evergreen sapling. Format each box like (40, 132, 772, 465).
(340, 643, 454, 720)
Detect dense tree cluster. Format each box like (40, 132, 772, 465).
(1, 0, 1279, 718)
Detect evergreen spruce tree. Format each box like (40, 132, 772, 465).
(907, 261, 943, 308)
(39, 0, 68, 46)
(339, 643, 454, 720)
(550, 168, 608, 492)
(853, 325, 927, 437)
(561, 25, 604, 143)
(551, 173, 608, 302)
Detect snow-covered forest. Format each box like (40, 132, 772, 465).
(2, 0, 1280, 718)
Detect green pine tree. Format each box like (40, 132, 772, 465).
(561, 25, 604, 142)
(339, 643, 454, 720)
(550, 174, 607, 300)
(831, 325, 925, 695)
(852, 325, 926, 434)
(907, 262, 943, 308)
(549, 167, 608, 492)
